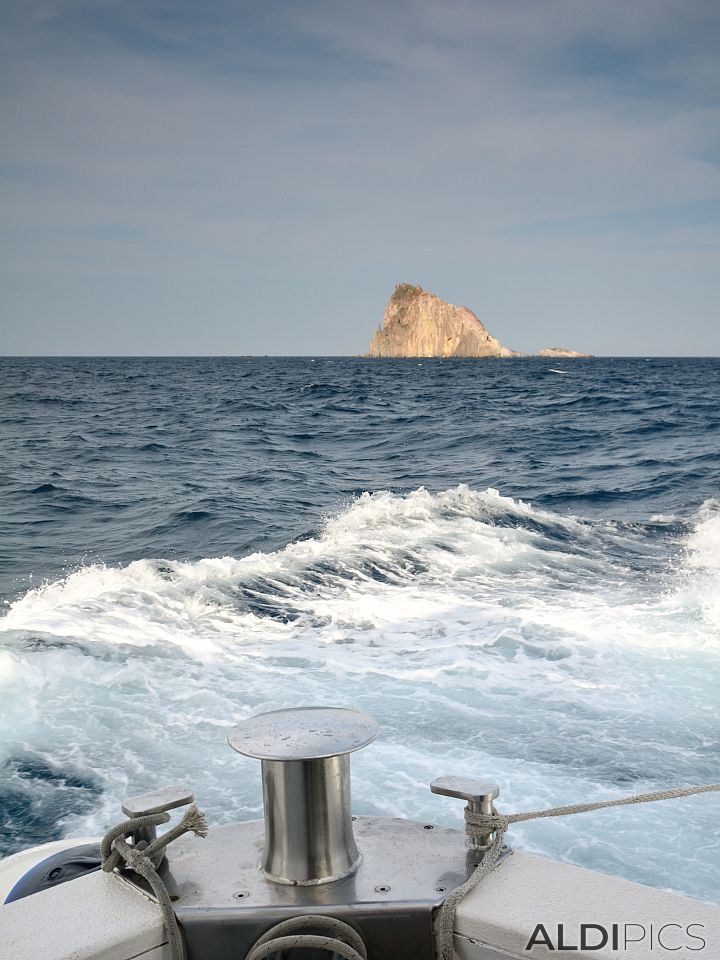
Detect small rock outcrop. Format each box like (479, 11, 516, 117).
(539, 347, 591, 358)
(368, 284, 516, 358)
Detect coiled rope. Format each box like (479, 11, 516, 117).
(100, 804, 208, 960)
(245, 914, 368, 960)
(435, 781, 720, 960)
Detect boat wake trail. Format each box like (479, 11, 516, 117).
(1, 487, 719, 902)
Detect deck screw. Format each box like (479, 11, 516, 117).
(233, 891, 250, 900)
(374, 884, 391, 893)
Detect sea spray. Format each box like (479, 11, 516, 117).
(1, 486, 718, 901)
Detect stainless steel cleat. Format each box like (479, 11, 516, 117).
(431, 775, 501, 861)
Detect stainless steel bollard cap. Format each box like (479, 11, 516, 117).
(228, 706, 379, 760)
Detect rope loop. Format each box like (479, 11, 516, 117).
(245, 914, 368, 960)
(464, 807, 509, 836)
(100, 803, 208, 960)
(435, 781, 720, 960)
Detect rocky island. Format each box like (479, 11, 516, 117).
(368, 284, 590, 358)
(539, 347, 592, 358)
(368, 284, 515, 358)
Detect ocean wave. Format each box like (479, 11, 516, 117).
(0, 487, 718, 900)
(2, 486, 714, 657)
(680, 499, 720, 630)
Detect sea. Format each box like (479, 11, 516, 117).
(1, 356, 719, 904)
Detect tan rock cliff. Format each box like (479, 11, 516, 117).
(368, 284, 516, 358)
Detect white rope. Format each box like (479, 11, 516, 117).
(100, 804, 208, 960)
(245, 914, 368, 960)
(435, 782, 720, 960)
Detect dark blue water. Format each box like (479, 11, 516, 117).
(1, 356, 719, 902)
(2, 356, 719, 600)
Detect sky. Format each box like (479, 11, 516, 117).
(1, 0, 719, 356)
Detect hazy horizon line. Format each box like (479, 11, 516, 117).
(3, 354, 719, 361)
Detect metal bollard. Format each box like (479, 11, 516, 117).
(228, 706, 378, 885)
(430, 775, 500, 863)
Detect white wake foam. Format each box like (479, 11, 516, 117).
(683, 500, 720, 630)
(0, 487, 718, 902)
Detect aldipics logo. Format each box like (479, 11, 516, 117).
(524, 923, 707, 952)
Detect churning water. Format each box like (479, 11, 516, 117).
(0, 356, 719, 903)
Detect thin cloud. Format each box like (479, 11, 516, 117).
(1, 0, 719, 354)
